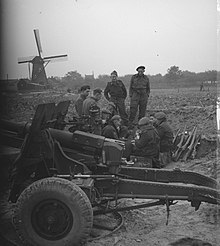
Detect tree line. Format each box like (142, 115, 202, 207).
(48, 66, 219, 91)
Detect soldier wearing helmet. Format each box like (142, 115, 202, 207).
(124, 116, 160, 168)
(129, 66, 150, 126)
(104, 70, 128, 125)
(154, 112, 174, 166)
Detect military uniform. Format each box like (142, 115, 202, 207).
(102, 123, 120, 139)
(82, 96, 101, 135)
(102, 123, 129, 140)
(124, 124, 160, 168)
(75, 94, 87, 117)
(156, 121, 173, 152)
(154, 112, 174, 167)
(129, 74, 150, 123)
(104, 80, 128, 125)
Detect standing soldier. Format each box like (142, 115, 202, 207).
(200, 82, 204, 91)
(104, 70, 128, 125)
(74, 85, 90, 117)
(129, 66, 150, 127)
(82, 88, 103, 135)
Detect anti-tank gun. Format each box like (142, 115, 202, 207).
(0, 101, 219, 246)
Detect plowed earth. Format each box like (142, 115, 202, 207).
(0, 87, 219, 246)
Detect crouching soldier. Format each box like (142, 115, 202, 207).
(124, 117, 160, 168)
(106, 101, 118, 118)
(101, 108, 112, 128)
(154, 112, 174, 167)
(102, 115, 129, 140)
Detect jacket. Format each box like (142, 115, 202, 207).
(102, 123, 119, 139)
(129, 74, 150, 97)
(75, 94, 87, 116)
(156, 120, 173, 152)
(135, 125, 160, 157)
(104, 80, 127, 100)
(82, 96, 100, 116)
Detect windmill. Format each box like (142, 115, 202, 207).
(18, 29, 67, 85)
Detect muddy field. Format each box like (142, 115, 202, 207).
(0, 87, 219, 246)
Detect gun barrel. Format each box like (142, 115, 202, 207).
(0, 119, 124, 154)
(105, 138, 125, 147)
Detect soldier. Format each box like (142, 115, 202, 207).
(102, 115, 129, 140)
(200, 82, 204, 91)
(102, 115, 121, 139)
(154, 112, 174, 167)
(106, 101, 118, 117)
(82, 88, 103, 135)
(124, 117, 160, 168)
(75, 85, 90, 117)
(129, 66, 150, 126)
(104, 70, 128, 125)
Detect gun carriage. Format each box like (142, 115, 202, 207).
(0, 101, 219, 246)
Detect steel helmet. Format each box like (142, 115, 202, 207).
(154, 112, 166, 120)
(138, 117, 150, 126)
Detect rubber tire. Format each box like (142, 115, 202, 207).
(13, 177, 93, 246)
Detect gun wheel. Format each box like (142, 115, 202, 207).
(13, 177, 93, 246)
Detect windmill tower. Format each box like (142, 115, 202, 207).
(18, 29, 67, 85)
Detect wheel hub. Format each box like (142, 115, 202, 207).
(31, 199, 73, 240)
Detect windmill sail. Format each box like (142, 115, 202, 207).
(43, 54, 68, 63)
(34, 29, 43, 56)
(18, 56, 35, 64)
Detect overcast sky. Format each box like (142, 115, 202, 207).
(1, 0, 219, 79)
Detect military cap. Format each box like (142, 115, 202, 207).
(93, 88, 102, 94)
(154, 112, 166, 120)
(138, 117, 150, 126)
(111, 115, 121, 121)
(136, 65, 145, 71)
(102, 108, 112, 114)
(80, 85, 90, 91)
(111, 70, 118, 76)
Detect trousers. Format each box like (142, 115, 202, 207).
(110, 97, 128, 125)
(129, 92, 148, 123)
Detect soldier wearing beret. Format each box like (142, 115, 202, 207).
(104, 70, 128, 126)
(82, 88, 103, 135)
(124, 116, 160, 168)
(154, 112, 174, 166)
(129, 66, 150, 126)
(75, 85, 90, 117)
